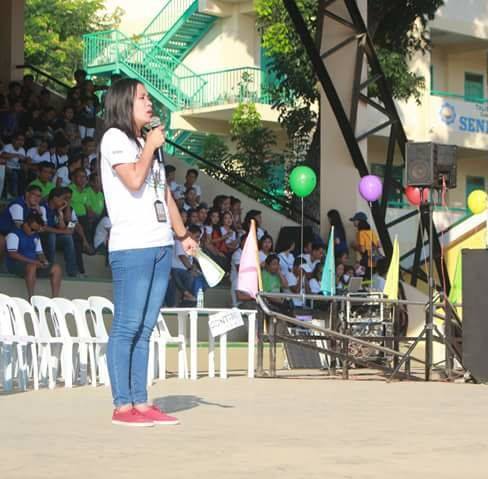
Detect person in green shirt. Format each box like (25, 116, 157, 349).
(261, 254, 293, 315)
(85, 172, 105, 216)
(68, 168, 90, 217)
(69, 168, 98, 244)
(29, 162, 55, 199)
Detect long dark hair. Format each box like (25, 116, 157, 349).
(102, 78, 143, 143)
(97, 78, 143, 184)
(327, 209, 346, 240)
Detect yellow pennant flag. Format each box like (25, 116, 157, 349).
(383, 236, 400, 300)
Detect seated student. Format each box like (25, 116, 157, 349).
(195, 203, 208, 227)
(0, 184, 46, 256)
(165, 224, 206, 306)
(262, 253, 291, 313)
(26, 139, 51, 181)
(1, 131, 28, 198)
(79, 136, 97, 174)
(211, 211, 238, 271)
(243, 209, 266, 240)
(61, 186, 93, 276)
(230, 197, 243, 232)
(54, 153, 83, 187)
(183, 168, 202, 203)
(165, 164, 183, 198)
(5, 211, 62, 298)
(1, 99, 24, 139)
(299, 240, 313, 265)
(41, 187, 78, 277)
(258, 233, 274, 267)
(213, 194, 231, 214)
(342, 265, 355, 288)
(301, 243, 324, 277)
(277, 238, 296, 276)
(308, 262, 323, 295)
(85, 172, 105, 228)
(29, 161, 55, 199)
(186, 208, 199, 227)
(336, 263, 346, 290)
(69, 168, 94, 242)
(55, 106, 80, 149)
(202, 208, 227, 269)
(182, 186, 199, 212)
(285, 257, 308, 310)
(93, 213, 111, 253)
(372, 257, 389, 292)
(50, 137, 69, 169)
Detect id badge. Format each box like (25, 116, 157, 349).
(154, 200, 167, 222)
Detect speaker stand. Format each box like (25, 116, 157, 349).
(388, 196, 458, 381)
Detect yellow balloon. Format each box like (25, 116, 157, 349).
(467, 190, 488, 215)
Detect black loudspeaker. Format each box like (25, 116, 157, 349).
(405, 142, 457, 189)
(462, 249, 488, 383)
(434, 143, 457, 189)
(276, 226, 314, 255)
(405, 142, 434, 187)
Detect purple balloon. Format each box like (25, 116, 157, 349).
(358, 175, 383, 202)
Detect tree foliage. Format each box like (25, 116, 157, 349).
(202, 102, 287, 210)
(255, 0, 444, 143)
(25, 0, 124, 85)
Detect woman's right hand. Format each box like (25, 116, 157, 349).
(146, 126, 165, 151)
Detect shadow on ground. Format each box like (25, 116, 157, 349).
(153, 395, 234, 413)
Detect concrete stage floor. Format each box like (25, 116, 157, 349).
(1, 372, 488, 479)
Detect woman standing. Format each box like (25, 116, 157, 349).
(101, 79, 197, 427)
(327, 209, 348, 257)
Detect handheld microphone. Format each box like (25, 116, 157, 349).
(148, 116, 165, 165)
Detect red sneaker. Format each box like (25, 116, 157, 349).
(112, 408, 155, 427)
(139, 405, 180, 425)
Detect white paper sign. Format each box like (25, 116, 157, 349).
(208, 309, 244, 338)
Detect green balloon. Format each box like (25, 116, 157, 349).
(289, 166, 317, 197)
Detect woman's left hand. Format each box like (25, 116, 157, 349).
(181, 236, 198, 256)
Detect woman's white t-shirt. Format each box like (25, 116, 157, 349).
(101, 128, 173, 252)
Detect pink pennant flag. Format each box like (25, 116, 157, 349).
(237, 220, 262, 298)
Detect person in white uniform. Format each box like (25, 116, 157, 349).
(101, 79, 197, 428)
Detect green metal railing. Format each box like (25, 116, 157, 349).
(141, 0, 194, 40)
(431, 89, 488, 103)
(83, 30, 207, 110)
(186, 67, 274, 109)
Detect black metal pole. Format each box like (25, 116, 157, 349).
(426, 198, 434, 380)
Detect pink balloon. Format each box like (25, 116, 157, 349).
(358, 175, 383, 202)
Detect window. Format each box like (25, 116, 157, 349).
(464, 73, 484, 101)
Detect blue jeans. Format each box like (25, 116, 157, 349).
(107, 245, 173, 407)
(44, 232, 77, 277)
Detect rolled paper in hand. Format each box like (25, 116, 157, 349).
(195, 249, 225, 287)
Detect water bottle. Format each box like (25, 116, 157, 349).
(197, 288, 204, 308)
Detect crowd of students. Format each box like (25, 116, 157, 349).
(0, 72, 384, 304)
(0, 71, 111, 297)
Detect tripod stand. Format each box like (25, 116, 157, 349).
(388, 192, 458, 380)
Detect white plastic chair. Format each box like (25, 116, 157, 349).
(87, 296, 113, 386)
(13, 297, 63, 389)
(0, 294, 39, 390)
(0, 298, 27, 392)
(149, 313, 188, 382)
(31, 295, 83, 388)
(52, 298, 98, 387)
